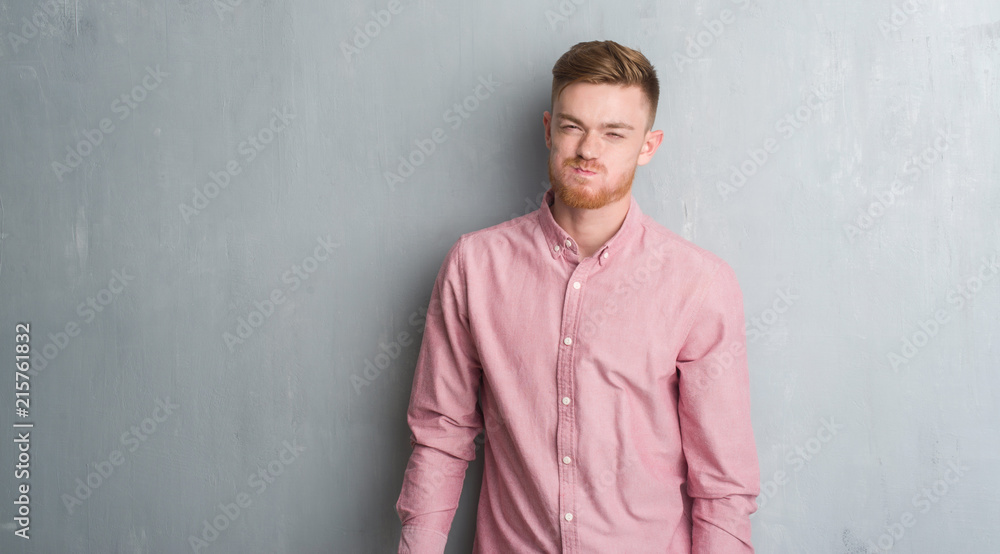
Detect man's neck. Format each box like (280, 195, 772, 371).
(550, 193, 632, 259)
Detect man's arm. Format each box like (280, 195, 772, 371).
(396, 236, 484, 554)
(676, 260, 760, 553)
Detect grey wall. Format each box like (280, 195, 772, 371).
(1, 0, 998, 552)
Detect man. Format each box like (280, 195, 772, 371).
(396, 40, 760, 553)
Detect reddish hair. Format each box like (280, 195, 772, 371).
(551, 40, 659, 130)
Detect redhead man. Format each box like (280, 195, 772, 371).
(396, 40, 760, 553)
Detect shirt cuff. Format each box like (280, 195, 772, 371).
(398, 524, 449, 554)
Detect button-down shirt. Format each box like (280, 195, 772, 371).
(396, 187, 760, 553)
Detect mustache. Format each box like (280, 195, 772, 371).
(564, 159, 602, 173)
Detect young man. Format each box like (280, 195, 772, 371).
(396, 40, 760, 553)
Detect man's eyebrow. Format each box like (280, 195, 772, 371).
(556, 113, 635, 131)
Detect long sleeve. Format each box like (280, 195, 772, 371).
(396, 236, 484, 554)
(675, 261, 760, 553)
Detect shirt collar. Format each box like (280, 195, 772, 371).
(537, 187, 643, 265)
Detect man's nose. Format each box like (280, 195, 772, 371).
(576, 131, 601, 160)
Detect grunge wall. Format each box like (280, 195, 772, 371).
(0, 0, 998, 552)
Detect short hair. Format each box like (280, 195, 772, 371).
(551, 40, 659, 130)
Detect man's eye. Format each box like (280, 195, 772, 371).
(609, 133, 623, 138)
(562, 125, 578, 130)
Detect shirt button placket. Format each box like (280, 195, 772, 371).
(558, 326, 575, 548)
(556, 261, 592, 553)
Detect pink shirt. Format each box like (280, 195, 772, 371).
(396, 188, 760, 553)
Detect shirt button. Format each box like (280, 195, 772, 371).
(554, 244, 561, 252)
(563, 337, 572, 345)
(602, 251, 609, 259)
(572, 281, 581, 289)
(565, 513, 574, 521)
(561, 397, 571, 405)
(563, 456, 572, 464)
(565, 239, 572, 248)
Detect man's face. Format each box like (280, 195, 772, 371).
(543, 82, 662, 210)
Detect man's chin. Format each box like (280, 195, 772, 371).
(555, 186, 609, 210)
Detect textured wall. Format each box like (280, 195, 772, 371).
(1, 0, 998, 552)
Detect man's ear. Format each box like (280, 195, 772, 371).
(637, 129, 664, 166)
(543, 110, 552, 150)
